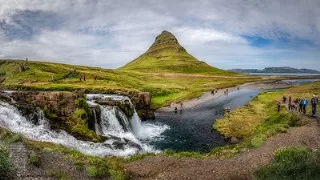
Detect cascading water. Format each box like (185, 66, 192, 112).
(86, 94, 169, 141)
(0, 94, 169, 157)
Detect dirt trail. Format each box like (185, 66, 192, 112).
(126, 115, 320, 180)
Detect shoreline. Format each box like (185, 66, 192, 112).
(156, 78, 317, 112)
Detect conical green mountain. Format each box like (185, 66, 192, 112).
(119, 31, 235, 75)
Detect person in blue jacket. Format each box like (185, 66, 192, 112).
(302, 97, 309, 114)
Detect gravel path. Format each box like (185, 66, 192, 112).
(126, 115, 320, 180)
(9, 142, 92, 180)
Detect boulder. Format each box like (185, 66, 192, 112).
(230, 137, 241, 144)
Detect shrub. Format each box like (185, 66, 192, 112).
(29, 150, 40, 166)
(85, 164, 109, 177)
(255, 147, 320, 180)
(0, 146, 14, 179)
(85, 165, 99, 177)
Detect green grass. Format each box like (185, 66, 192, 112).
(0, 145, 14, 179)
(0, 59, 259, 109)
(0, 128, 19, 179)
(254, 147, 320, 180)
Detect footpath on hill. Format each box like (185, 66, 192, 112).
(126, 114, 320, 180)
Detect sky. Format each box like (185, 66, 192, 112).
(0, 0, 319, 70)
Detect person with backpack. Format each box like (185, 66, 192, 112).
(311, 95, 318, 117)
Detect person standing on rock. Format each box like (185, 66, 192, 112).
(311, 95, 318, 117)
(302, 97, 309, 114)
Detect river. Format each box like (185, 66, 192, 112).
(143, 79, 319, 152)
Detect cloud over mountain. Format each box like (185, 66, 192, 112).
(0, 0, 319, 69)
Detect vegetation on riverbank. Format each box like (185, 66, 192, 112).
(212, 81, 320, 157)
(255, 147, 320, 180)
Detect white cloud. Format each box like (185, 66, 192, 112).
(0, 0, 319, 70)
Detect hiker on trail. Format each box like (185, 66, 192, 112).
(299, 98, 303, 112)
(282, 96, 287, 104)
(83, 75, 86, 81)
(237, 87, 240, 91)
(79, 75, 82, 81)
(180, 102, 183, 109)
(93, 75, 97, 81)
(288, 96, 292, 111)
(311, 95, 318, 117)
(302, 98, 309, 114)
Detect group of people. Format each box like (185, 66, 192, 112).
(79, 75, 97, 81)
(278, 95, 318, 117)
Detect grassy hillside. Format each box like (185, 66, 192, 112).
(119, 31, 236, 75)
(0, 59, 258, 109)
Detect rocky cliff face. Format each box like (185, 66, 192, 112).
(0, 90, 154, 141)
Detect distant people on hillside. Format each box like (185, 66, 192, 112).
(302, 97, 309, 114)
(79, 75, 82, 81)
(211, 90, 215, 95)
(83, 75, 86, 81)
(93, 75, 97, 81)
(311, 95, 318, 117)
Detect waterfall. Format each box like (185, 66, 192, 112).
(0, 93, 169, 157)
(87, 94, 169, 141)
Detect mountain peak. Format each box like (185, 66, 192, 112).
(146, 31, 186, 54)
(119, 30, 235, 75)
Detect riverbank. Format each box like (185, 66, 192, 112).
(126, 115, 320, 180)
(157, 79, 317, 112)
(126, 81, 320, 179)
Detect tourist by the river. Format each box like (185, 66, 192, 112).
(288, 95, 292, 110)
(277, 101, 281, 112)
(302, 97, 309, 114)
(299, 98, 303, 112)
(311, 95, 318, 117)
(282, 96, 287, 104)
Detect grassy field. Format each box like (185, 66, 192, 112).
(0, 59, 259, 109)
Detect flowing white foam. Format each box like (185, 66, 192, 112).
(0, 92, 170, 157)
(0, 102, 139, 157)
